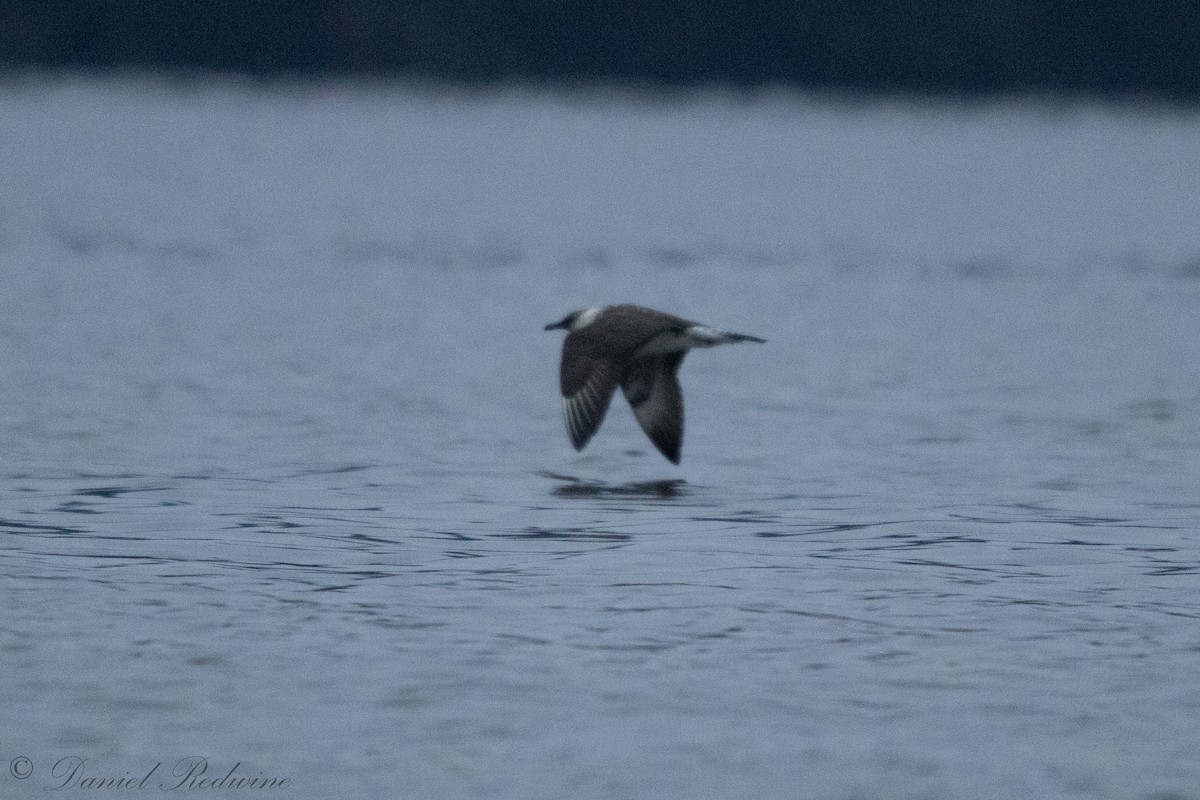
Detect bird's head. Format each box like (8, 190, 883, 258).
(544, 307, 602, 332)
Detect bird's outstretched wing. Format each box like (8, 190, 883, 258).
(562, 360, 620, 451)
(621, 353, 686, 464)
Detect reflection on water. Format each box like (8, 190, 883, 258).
(504, 526, 632, 542)
(542, 471, 689, 499)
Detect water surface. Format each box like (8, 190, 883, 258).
(2, 78, 1200, 799)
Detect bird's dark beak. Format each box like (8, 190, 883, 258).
(544, 321, 566, 331)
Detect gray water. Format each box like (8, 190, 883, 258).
(2, 77, 1200, 799)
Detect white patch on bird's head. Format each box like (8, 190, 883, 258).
(570, 307, 603, 331)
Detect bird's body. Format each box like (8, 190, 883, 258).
(544, 304, 765, 463)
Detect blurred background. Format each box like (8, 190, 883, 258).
(2, 0, 1198, 99)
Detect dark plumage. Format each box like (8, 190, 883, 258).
(544, 304, 765, 463)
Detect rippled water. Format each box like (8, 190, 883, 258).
(2, 77, 1200, 799)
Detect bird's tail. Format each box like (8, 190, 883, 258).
(719, 331, 767, 344)
(686, 326, 767, 346)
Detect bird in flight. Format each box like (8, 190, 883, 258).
(545, 304, 765, 463)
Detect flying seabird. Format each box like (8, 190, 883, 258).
(544, 304, 766, 463)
